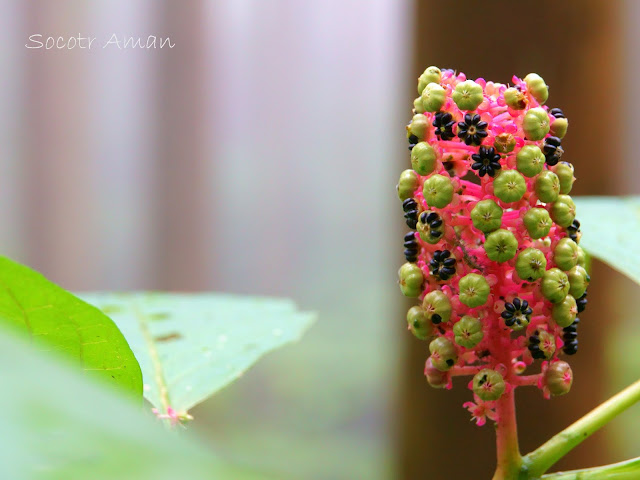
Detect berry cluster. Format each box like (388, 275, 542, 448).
(397, 67, 589, 425)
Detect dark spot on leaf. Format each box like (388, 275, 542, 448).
(154, 332, 182, 342)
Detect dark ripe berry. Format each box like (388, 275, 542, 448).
(403, 231, 419, 263)
(433, 112, 456, 140)
(543, 136, 564, 166)
(405, 209, 419, 229)
(403, 198, 418, 212)
(431, 313, 442, 324)
(576, 292, 588, 313)
(501, 297, 533, 330)
(457, 113, 488, 146)
(408, 134, 419, 145)
(562, 318, 580, 355)
(404, 231, 417, 242)
(471, 146, 502, 177)
(567, 219, 581, 243)
(417, 211, 445, 244)
(429, 249, 456, 281)
(550, 108, 565, 119)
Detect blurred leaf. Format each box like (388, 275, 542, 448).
(0, 257, 142, 396)
(0, 327, 274, 480)
(574, 197, 640, 285)
(80, 292, 315, 415)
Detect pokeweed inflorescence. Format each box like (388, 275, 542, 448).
(397, 67, 589, 426)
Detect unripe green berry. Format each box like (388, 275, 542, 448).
(523, 207, 552, 239)
(484, 229, 518, 262)
(567, 265, 590, 298)
(421, 82, 447, 112)
(524, 73, 549, 105)
(494, 132, 517, 154)
(422, 290, 452, 324)
(453, 315, 484, 348)
(425, 357, 449, 388)
(397, 169, 419, 201)
(550, 117, 568, 139)
(516, 145, 545, 177)
(471, 199, 503, 233)
(545, 361, 573, 396)
(493, 170, 526, 203)
(504, 87, 527, 110)
(553, 162, 575, 194)
(516, 247, 547, 281)
(429, 337, 458, 371)
(413, 96, 426, 114)
(407, 114, 429, 141)
(411, 142, 437, 175)
(541, 268, 570, 303)
(554, 238, 579, 271)
(407, 306, 433, 340)
(536, 329, 557, 360)
(458, 273, 490, 308)
(472, 369, 505, 401)
(550, 195, 576, 228)
(552, 294, 577, 327)
(452, 80, 484, 111)
(576, 246, 588, 269)
(523, 107, 550, 141)
(398, 262, 424, 297)
(418, 66, 441, 95)
(423, 174, 454, 208)
(535, 171, 560, 203)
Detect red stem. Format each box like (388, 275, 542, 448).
(492, 387, 522, 480)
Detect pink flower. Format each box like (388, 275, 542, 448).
(463, 399, 498, 426)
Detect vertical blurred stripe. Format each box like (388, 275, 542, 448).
(86, 1, 156, 289)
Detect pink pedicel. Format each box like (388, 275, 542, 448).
(398, 68, 587, 425)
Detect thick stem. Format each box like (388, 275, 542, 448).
(540, 456, 640, 480)
(522, 379, 640, 478)
(492, 387, 523, 480)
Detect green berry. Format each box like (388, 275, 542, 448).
(421, 82, 447, 112)
(524, 73, 549, 105)
(504, 87, 527, 110)
(407, 306, 433, 340)
(472, 369, 505, 401)
(425, 357, 449, 388)
(397, 169, 419, 201)
(484, 229, 518, 262)
(550, 117, 568, 139)
(422, 290, 452, 324)
(536, 329, 557, 360)
(458, 273, 490, 308)
(576, 246, 588, 269)
(523, 207, 552, 239)
(423, 174, 454, 208)
(523, 107, 550, 141)
(550, 195, 576, 228)
(398, 262, 424, 297)
(567, 265, 590, 298)
(515, 247, 547, 281)
(535, 171, 560, 203)
(470, 199, 503, 233)
(413, 96, 426, 114)
(429, 337, 458, 371)
(411, 142, 437, 175)
(452, 80, 484, 111)
(554, 238, 579, 271)
(406, 114, 429, 141)
(545, 361, 573, 396)
(541, 268, 570, 303)
(417, 211, 445, 245)
(516, 145, 545, 177)
(494, 132, 517, 154)
(493, 170, 526, 203)
(553, 162, 575, 194)
(418, 66, 441, 95)
(552, 294, 577, 327)
(453, 315, 484, 348)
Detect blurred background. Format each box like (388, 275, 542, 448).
(0, 1, 638, 478)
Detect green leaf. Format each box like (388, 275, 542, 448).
(80, 292, 315, 415)
(0, 257, 142, 396)
(574, 197, 640, 285)
(0, 326, 274, 480)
